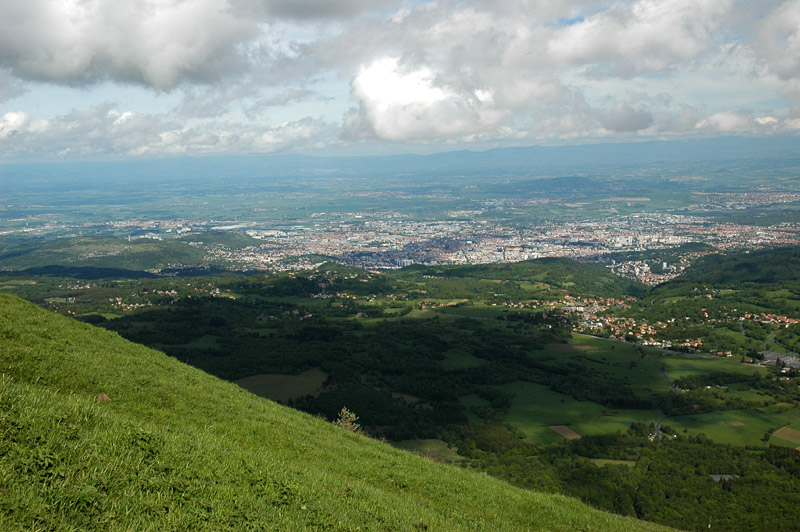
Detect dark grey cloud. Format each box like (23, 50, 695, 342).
(0, 68, 26, 103)
(596, 102, 654, 132)
(232, 0, 403, 19)
(0, 0, 259, 90)
(754, 0, 800, 98)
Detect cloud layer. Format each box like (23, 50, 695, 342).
(1, 0, 799, 157)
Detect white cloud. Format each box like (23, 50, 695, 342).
(172, 84, 262, 118)
(347, 57, 506, 141)
(547, 0, 732, 76)
(261, 88, 317, 107)
(695, 111, 752, 132)
(0, 111, 49, 139)
(0, 105, 335, 157)
(652, 104, 705, 133)
(252, 117, 329, 151)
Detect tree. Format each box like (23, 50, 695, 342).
(335, 406, 363, 434)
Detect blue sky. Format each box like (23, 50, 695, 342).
(1, 0, 799, 160)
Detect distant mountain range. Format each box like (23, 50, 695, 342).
(3, 136, 799, 187)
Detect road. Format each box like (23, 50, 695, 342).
(652, 408, 667, 441)
(642, 354, 681, 394)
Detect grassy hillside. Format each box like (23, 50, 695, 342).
(623, 247, 800, 353)
(0, 235, 207, 271)
(0, 294, 671, 531)
(656, 246, 800, 288)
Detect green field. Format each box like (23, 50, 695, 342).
(441, 348, 487, 370)
(393, 439, 464, 462)
(660, 354, 768, 381)
(588, 458, 636, 467)
(472, 381, 661, 445)
(185, 334, 223, 349)
(234, 368, 328, 403)
(0, 235, 209, 271)
(550, 335, 670, 398)
(720, 382, 774, 403)
(669, 407, 800, 446)
(452, 330, 799, 446)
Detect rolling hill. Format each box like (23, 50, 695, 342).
(0, 294, 671, 531)
(662, 246, 800, 287)
(0, 235, 208, 272)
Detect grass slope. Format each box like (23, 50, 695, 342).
(0, 235, 207, 271)
(0, 294, 671, 532)
(660, 246, 800, 288)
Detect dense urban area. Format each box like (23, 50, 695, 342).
(4, 191, 799, 285)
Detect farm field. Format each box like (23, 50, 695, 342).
(476, 380, 661, 445)
(549, 425, 581, 439)
(546, 335, 670, 398)
(441, 348, 486, 370)
(660, 355, 768, 381)
(587, 458, 636, 467)
(668, 407, 800, 446)
(449, 331, 800, 448)
(234, 368, 328, 403)
(773, 426, 800, 446)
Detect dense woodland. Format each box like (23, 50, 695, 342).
(462, 431, 800, 531)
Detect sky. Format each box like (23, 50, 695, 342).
(0, 0, 799, 160)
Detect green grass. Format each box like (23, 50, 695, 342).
(0, 294, 671, 531)
(0, 235, 208, 271)
(437, 305, 505, 318)
(185, 334, 223, 349)
(660, 354, 767, 381)
(668, 407, 800, 447)
(460, 393, 493, 424)
(405, 309, 438, 319)
(485, 381, 660, 445)
(234, 368, 328, 403)
(542, 335, 670, 398)
(767, 407, 800, 447)
(0, 279, 38, 288)
(393, 439, 464, 462)
(721, 383, 773, 403)
(588, 459, 636, 467)
(441, 348, 487, 370)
